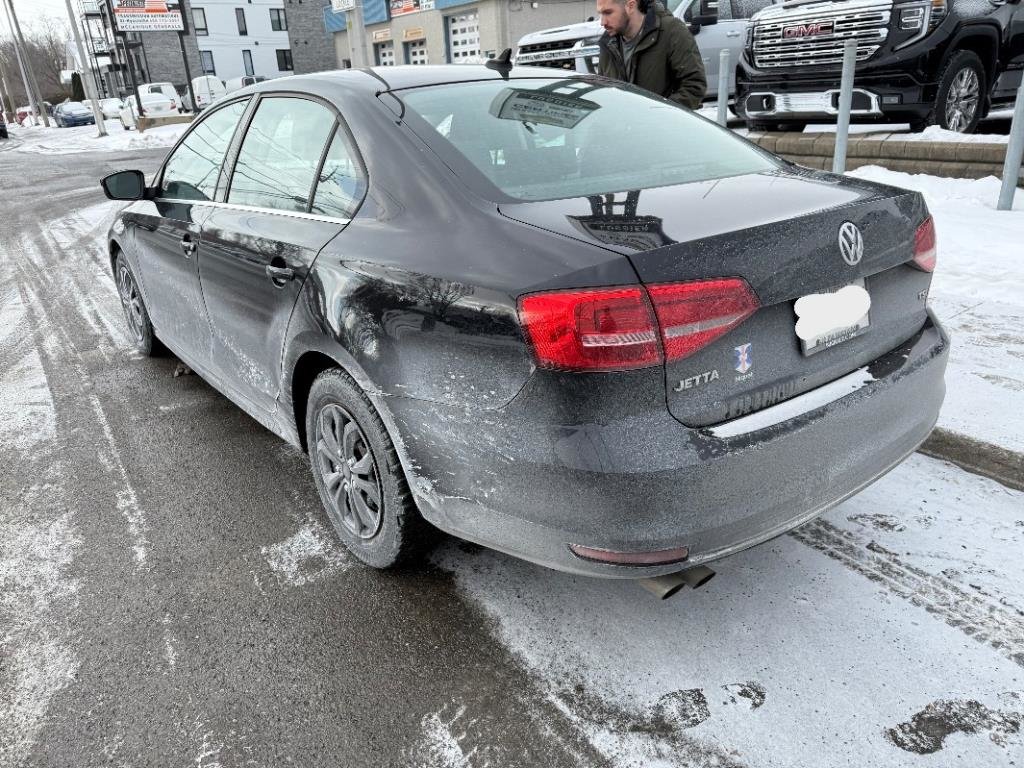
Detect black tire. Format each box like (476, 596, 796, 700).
(306, 368, 432, 569)
(923, 50, 986, 133)
(114, 253, 164, 357)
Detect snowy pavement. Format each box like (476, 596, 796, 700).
(1, 144, 1022, 767)
(845, 168, 1024, 456)
(1, 119, 189, 155)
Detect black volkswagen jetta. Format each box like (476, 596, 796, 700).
(102, 65, 948, 579)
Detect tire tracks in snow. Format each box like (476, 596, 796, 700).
(790, 519, 1024, 668)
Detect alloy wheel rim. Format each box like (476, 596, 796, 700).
(117, 264, 145, 343)
(944, 68, 979, 133)
(315, 404, 383, 540)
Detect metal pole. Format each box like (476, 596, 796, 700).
(996, 82, 1024, 211)
(3, 0, 50, 126)
(0, 59, 14, 123)
(64, 0, 108, 135)
(2, 0, 38, 124)
(832, 38, 856, 174)
(716, 48, 729, 126)
(174, 1, 195, 113)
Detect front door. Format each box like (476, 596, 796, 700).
(132, 98, 250, 367)
(199, 96, 367, 415)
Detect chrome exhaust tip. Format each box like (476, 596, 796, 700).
(637, 565, 715, 600)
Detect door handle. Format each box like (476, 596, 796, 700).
(265, 264, 295, 283)
(180, 236, 196, 257)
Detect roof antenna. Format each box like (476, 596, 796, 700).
(486, 48, 513, 79)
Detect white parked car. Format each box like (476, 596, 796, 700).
(224, 75, 268, 93)
(191, 75, 227, 111)
(99, 98, 124, 119)
(138, 82, 185, 113)
(118, 92, 179, 130)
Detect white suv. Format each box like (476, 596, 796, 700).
(514, 0, 781, 98)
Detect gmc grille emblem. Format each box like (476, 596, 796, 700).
(782, 22, 834, 38)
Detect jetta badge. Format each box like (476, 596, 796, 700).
(838, 222, 864, 266)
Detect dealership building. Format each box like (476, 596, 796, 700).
(321, 0, 595, 69)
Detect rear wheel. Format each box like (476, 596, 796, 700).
(306, 368, 432, 569)
(114, 253, 163, 356)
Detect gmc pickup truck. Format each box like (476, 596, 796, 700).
(736, 0, 1024, 133)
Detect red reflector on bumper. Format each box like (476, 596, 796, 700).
(568, 543, 690, 566)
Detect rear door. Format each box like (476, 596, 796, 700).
(132, 98, 250, 369)
(199, 95, 366, 415)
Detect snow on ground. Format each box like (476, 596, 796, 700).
(846, 167, 1024, 454)
(438, 453, 1024, 767)
(5, 119, 189, 155)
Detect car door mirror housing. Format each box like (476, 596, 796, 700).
(101, 170, 147, 201)
(691, 0, 719, 26)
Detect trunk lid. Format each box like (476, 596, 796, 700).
(499, 168, 933, 427)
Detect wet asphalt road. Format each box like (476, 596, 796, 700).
(2, 143, 1023, 768)
(0, 149, 610, 767)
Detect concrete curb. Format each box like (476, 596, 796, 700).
(918, 428, 1024, 492)
(748, 131, 1023, 184)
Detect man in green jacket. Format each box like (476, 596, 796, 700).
(596, 0, 707, 109)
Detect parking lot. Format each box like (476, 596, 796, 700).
(1, 144, 1022, 767)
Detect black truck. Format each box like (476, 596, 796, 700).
(735, 0, 1024, 133)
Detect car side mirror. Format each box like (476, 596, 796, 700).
(101, 170, 147, 201)
(691, 0, 719, 26)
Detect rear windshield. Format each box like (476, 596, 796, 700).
(399, 78, 778, 202)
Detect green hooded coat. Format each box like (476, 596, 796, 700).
(598, 4, 707, 109)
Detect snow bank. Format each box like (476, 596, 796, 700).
(8, 119, 189, 155)
(847, 166, 1024, 453)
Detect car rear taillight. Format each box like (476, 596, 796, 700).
(518, 287, 662, 371)
(646, 278, 760, 361)
(911, 216, 937, 272)
(518, 278, 759, 371)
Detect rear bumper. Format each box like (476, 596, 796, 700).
(393, 312, 948, 578)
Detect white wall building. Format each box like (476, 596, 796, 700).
(191, 0, 294, 82)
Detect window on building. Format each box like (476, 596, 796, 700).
(270, 8, 287, 31)
(227, 97, 336, 212)
(276, 49, 293, 71)
(236, 8, 248, 35)
(243, 49, 254, 76)
(200, 50, 216, 74)
(193, 7, 208, 35)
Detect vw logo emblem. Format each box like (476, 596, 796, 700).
(838, 222, 864, 266)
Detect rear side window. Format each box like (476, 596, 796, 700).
(310, 129, 366, 219)
(161, 100, 248, 201)
(227, 97, 335, 212)
(400, 79, 778, 202)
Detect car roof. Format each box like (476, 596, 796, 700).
(247, 64, 580, 98)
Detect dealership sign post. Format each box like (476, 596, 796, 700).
(113, 0, 184, 31)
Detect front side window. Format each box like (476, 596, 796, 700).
(400, 79, 778, 202)
(276, 49, 293, 71)
(236, 8, 248, 35)
(161, 100, 248, 200)
(193, 7, 208, 34)
(310, 129, 366, 219)
(227, 97, 335, 212)
(270, 8, 287, 30)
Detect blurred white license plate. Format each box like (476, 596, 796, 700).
(796, 279, 871, 356)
